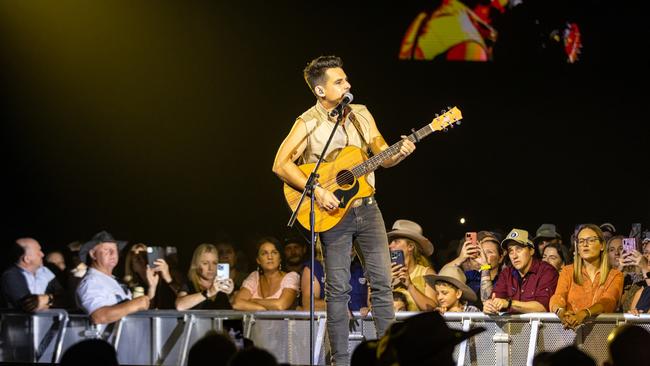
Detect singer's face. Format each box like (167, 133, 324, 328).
(322, 67, 351, 105)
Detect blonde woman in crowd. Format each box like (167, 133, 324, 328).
(388, 220, 437, 311)
(176, 244, 234, 310)
(550, 224, 623, 330)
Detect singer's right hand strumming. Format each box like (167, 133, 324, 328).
(314, 185, 340, 212)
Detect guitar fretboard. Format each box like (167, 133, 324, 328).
(350, 124, 434, 178)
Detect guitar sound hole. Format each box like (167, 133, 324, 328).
(336, 170, 355, 188)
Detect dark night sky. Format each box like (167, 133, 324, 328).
(1, 1, 648, 269)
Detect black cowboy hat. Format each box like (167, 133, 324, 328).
(79, 230, 127, 263)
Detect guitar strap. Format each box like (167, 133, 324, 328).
(348, 111, 372, 156)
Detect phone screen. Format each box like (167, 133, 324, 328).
(622, 238, 637, 253)
(217, 263, 230, 280)
(390, 250, 405, 266)
(465, 232, 478, 245)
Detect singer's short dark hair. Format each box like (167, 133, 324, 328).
(303, 55, 343, 94)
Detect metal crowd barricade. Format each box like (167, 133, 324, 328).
(2, 310, 650, 365)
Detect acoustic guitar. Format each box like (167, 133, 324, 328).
(284, 107, 463, 232)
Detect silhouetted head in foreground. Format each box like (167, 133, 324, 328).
(188, 331, 237, 366)
(60, 339, 118, 366)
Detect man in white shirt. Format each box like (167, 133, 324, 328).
(76, 231, 158, 324)
(1, 238, 62, 311)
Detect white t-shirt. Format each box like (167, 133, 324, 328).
(76, 268, 132, 315)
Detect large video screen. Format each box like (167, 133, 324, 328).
(398, 0, 581, 63)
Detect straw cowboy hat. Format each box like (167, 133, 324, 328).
(387, 219, 434, 256)
(424, 264, 477, 303)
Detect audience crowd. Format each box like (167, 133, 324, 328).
(3, 220, 650, 365)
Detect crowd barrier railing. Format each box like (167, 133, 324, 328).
(1, 310, 649, 365)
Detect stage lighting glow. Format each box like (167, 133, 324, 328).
(460, 217, 466, 224)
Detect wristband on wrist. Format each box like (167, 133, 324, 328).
(506, 298, 512, 311)
(584, 308, 592, 318)
(480, 264, 492, 271)
(47, 294, 54, 306)
(555, 307, 564, 315)
(201, 289, 209, 299)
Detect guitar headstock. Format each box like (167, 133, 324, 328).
(430, 106, 463, 132)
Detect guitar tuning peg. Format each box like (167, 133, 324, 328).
(443, 127, 448, 133)
(435, 113, 439, 118)
(455, 120, 461, 125)
(446, 106, 451, 110)
(440, 109, 446, 114)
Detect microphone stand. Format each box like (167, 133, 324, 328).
(288, 106, 344, 366)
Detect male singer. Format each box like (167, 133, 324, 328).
(273, 55, 415, 365)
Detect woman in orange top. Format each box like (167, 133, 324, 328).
(549, 224, 623, 330)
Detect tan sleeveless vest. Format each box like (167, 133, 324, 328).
(297, 103, 375, 188)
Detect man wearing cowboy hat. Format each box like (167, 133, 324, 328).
(388, 219, 437, 311)
(483, 228, 559, 314)
(533, 223, 562, 256)
(76, 231, 158, 324)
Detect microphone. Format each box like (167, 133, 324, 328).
(329, 92, 354, 118)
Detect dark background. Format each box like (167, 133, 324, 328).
(1, 1, 648, 270)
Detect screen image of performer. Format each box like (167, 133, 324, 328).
(272, 55, 416, 366)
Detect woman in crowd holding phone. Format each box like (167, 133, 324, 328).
(387, 220, 437, 311)
(610, 235, 650, 311)
(175, 243, 234, 310)
(232, 237, 299, 311)
(628, 235, 650, 313)
(123, 243, 179, 309)
(458, 232, 505, 307)
(549, 224, 623, 330)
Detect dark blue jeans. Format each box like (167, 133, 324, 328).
(320, 199, 395, 366)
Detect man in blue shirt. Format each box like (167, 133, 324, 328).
(1, 238, 62, 312)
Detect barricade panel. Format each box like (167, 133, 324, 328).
(2, 310, 649, 365)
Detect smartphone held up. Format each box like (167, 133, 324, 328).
(390, 250, 405, 266)
(217, 263, 230, 280)
(146, 246, 165, 268)
(622, 237, 637, 254)
(465, 232, 480, 258)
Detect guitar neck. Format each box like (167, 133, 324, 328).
(351, 124, 434, 178)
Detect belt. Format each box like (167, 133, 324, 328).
(350, 196, 375, 208)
